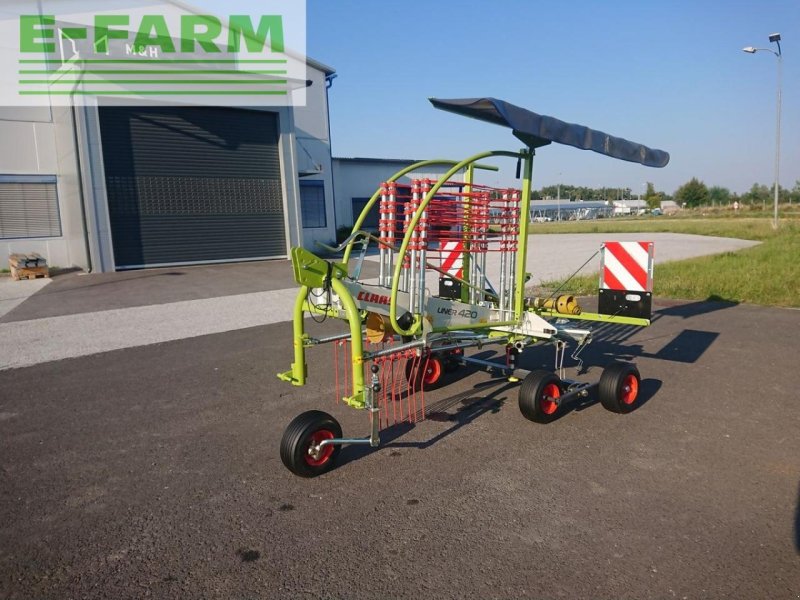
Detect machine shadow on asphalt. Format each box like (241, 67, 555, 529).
(583, 328, 720, 367)
(335, 380, 513, 469)
(334, 372, 663, 472)
(568, 378, 662, 416)
(329, 300, 733, 474)
(560, 308, 722, 371)
(654, 299, 739, 319)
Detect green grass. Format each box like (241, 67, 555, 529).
(531, 216, 784, 241)
(538, 217, 800, 307)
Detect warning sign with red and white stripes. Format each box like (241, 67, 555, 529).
(440, 241, 464, 279)
(600, 241, 654, 292)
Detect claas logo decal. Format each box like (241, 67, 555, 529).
(356, 291, 391, 306)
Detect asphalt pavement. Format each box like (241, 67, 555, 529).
(0, 232, 793, 599)
(1, 295, 799, 598)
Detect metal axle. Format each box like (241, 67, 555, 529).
(550, 382, 595, 407)
(457, 354, 520, 376)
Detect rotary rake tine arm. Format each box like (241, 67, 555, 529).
(341, 160, 500, 266)
(388, 150, 522, 336)
(336, 230, 501, 303)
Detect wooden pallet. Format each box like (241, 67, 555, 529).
(9, 253, 50, 281)
(10, 264, 50, 281)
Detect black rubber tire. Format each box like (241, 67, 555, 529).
(518, 370, 563, 424)
(405, 355, 444, 390)
(598, 362, 641, 414)
(280, 410, 343, 478)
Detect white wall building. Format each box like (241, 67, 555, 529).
(0, 2, 337, 271)
(612, 199, 648, 216)
(332, 157, 464, 232)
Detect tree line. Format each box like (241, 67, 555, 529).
(533, 180, 800, 209)
(670, 178, 800, 209)
(533, 185, 633, 202)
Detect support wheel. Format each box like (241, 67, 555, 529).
(406, 355, 444, 390)
(519, 370, 563, 423)
(598, 362, 641, 414)
(280, 410, 343, 477)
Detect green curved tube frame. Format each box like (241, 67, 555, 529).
(330, 276, 365, 406)
(278, 280, 365, 406)
(277, 285, 310, 386)
(388, 150, 525, 336)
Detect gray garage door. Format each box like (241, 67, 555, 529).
(98, 106, 286, 269)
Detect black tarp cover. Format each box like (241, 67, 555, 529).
(429, 97, 669, 168)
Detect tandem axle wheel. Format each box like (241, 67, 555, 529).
(518, 362, 642, 423)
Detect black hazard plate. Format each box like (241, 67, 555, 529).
(598, 289, 652, 319)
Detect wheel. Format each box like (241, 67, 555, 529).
(598, 362, 641, 414)
(518, 370, 563, 423)
(405, 355, 444, 389)
(280, 410, 343, 477)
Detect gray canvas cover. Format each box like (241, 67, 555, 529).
(429, 97, 669, 168)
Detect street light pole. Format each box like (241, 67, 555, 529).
(743, 33, 783, 229)
(774, 40, 782, 226)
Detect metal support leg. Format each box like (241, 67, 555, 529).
(278, 285, 308, 386)
(316, 363, 382, 454)
(554, 339, 567, 381)
(330, 277, 365, 405)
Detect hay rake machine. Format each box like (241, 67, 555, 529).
(278, 98, 669, 477)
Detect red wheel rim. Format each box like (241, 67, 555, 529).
(305, 429, 335, 466)
(540, 382, 561, 415)
(423, 358, 442, 385)
(620, 374, 639, 405)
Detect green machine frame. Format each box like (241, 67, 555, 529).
(277, 97, 669, 478)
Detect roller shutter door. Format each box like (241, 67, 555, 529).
(98, 106, 286, 269)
